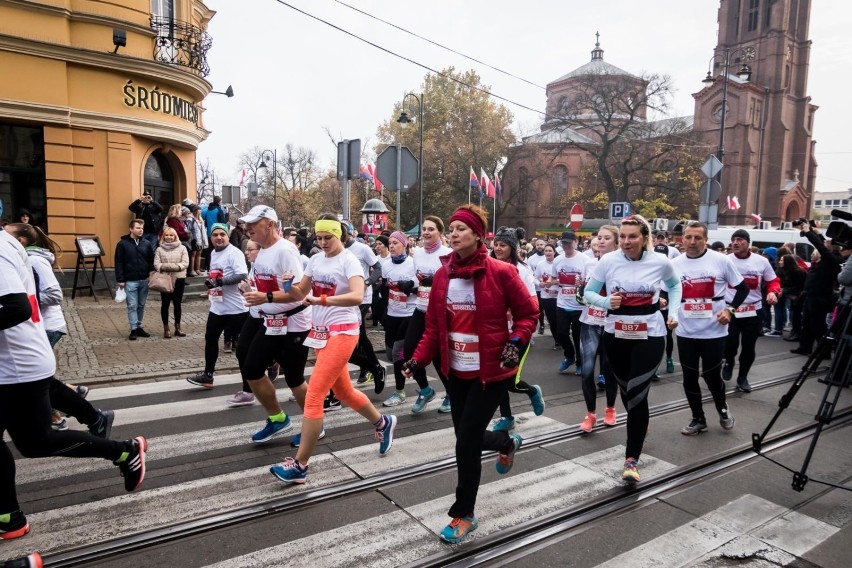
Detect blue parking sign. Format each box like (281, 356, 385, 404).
(609, 202, 630, 220)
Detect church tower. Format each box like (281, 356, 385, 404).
(693, 0, 817, 225)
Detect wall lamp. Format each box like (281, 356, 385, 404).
(210, 85, 235, 97)
(112, 29, 126, 54)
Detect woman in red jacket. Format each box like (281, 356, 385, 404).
(403, 204, 538, 544)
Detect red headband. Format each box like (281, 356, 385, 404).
(450, 209, 485, 238)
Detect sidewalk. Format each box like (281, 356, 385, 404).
(56, 295, 387, 386)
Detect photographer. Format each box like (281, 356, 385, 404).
(128, 191, 163, 249)
(790, 220, 846, 356)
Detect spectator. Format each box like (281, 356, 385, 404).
(128, 191, 163, 249)
(777, 253, 806, 342)
(114, 219, 154, 340)
(179, 206, 194, 262)
(202, 196, 228, 271)
(189, 205, 208, 277)
(153, 227, 189, 339)
(164, 205, 189, 245)
(230, 221, 249, 253)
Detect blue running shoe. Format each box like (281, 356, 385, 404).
(575, 364, 583, 376)
(438, 395, 452, 414)
(270, 457, 308, 484)
(596, 375, 606, 391)
(375, 415, 397, 455)
(290, 427, 326, 448)
(496, 434, 522, 475)
(492, 417, 515, 432)
(411, 387, 436, 414)
(529, 384, 545, 416)
(251, 416, 292, 443)
(439, 516, 478, 544)
(89, 409, 114, 439)
(558, 358, 572, 374)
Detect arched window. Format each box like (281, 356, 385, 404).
(143, 152, 174, 207)
(550, 165, 568, 213)
(518, 167, 530, 204)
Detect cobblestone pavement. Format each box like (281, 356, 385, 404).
(56, 295, 387, 386)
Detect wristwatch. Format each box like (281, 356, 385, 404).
(726, 306, 736, 315)
(266, 291, 274, 303)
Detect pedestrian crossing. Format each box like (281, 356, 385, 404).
(3, 370, 847, 566)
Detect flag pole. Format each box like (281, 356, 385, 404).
(492, 194, 497, 235)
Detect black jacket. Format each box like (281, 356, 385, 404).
(129, 199, 164, 234)
(802, 230, 841, 300)
(114, 235, 154, 283)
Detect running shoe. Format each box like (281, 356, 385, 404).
(491, 417, 515, 432)
(50, 416, 68, 431)
(134, 327, 151, 338)
(376, 414, 397, 455)
(719, 406, 735, 430)
(766, 330, 782, 337)
(251, 416, 292, 443)
(496, 434, 522, 475)
(0, 510, 29, 541)
(603, 406, 617, 427)
(383, 391, 406, 407)
(596, 375, 606, 391)
(681, 417, 708, 436)
(116, 436, 147, 492)
(529, 384, 545, 416)
(438, 395, 452, 414)
(227, 391, 255, 407)
(373, 366, 386, 394)
(722, 362, 733, 381)
(2, 551, 43, 567)
(551, 344, 560, 351)
(186, 372, 214, 388)
(223, 340, 232, 353)
(575, 364, 583, 376)
(439, 516, 478, 544)
(323, 395, 342, 412)
(89, 409, 115, 439)
(411, 387, 436, 414)
(622, 457, 640, 485)
(736, 378, 752, 393)
(290, 428, 326, 448)
(538, 324, 545, 335)
(356, 371, 374, 385)
(666, 357, 674, 373)
(650, 372, 661, 382)
(75, 384, 90, 399)
(267, 362, 280, 382)
(269, 457, 308, 484)
(579, 412, 596, 433)
(558, 358, 572, 374)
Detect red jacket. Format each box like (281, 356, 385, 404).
(166, 217, 189, 241)
(411, 249, 539, 384)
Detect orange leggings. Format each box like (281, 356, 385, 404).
(304, 333, 371, 419)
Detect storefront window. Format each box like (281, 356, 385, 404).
(0, 123, 46, 230)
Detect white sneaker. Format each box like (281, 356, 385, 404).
(382, 391, 406, 407)
(227, 391, 255, 407)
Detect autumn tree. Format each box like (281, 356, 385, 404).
(375, 68, 516, 228)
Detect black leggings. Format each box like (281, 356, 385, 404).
(235, 317, 309, 392)
(1, 378, 127, 512)
(348, 304, 383, 374)
(49, 378, 99, 426)
(403, 310, 445, 391)
(540, 297, 558, 343)
(498, 345, 534, 419)
(446, 376, 513, 518)
(602, 333, 664, 460)
(723, 313, 762, 380)
(385, 314, 415, 391)
(557, 308, 582, 364)
(535, 291, 545, 326)
(677, 336, 727, 420)
(160, 278, 186, 325)
(204, 312, 248, 374)
(579, 323, 617, 412)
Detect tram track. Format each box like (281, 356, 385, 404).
(40, 369, 829, 567)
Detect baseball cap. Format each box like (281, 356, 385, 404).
(239, 205, 278, 224)
(654, 231, 668, 238)
(142, 190, 152, 196)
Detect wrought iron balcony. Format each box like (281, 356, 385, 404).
(150, 17, 212, 77)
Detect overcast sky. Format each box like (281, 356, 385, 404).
(198, 0, 851, 200)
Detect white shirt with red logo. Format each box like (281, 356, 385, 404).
(0, 230, 55, 384)
(590, 249, 677, 337)
(249, 239, 311, 332)
(552, 253, 595, 311)
(412, 244, 451, 312)
(579, 258, 608, 327)
(347, 240, 378, 305)
(724, 252, 778, 310)
(208, 245, 249, 316)
(534, 259, 559, 300)
(446, 278, 479, 374)
(382, 256, 417, 318)
(672, 250, 743, 339)
(304, 249, 363, 335)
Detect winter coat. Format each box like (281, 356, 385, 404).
(128, 199, 163, 234)
(166, 217, 189, 242)
(154, 240, 189, 281)
(26, 247, 67, 334)
(192, 216, 208, 249)
(411, 247, 538, 384)
(114, 235, 154, 283)
(203, 204, 227, 237)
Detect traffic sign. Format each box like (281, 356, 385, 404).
(701, 155, 723, 179)
(609, 202, 630, 221)
(376, 145, 419, 191)
(700, 179, 722, 203)
(569, 203, 584, 231)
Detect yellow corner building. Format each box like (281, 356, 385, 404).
(0, 0, 215, 268)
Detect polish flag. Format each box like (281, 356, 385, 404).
(238, 168, 247, 188)
(750, 212, 762, 224)
(469, 166, 479, 188)
(727, 195, 741, 210)
(367, 164, 383, 192)
(480, 168, 496, 198)
(494, 172, 502, 202)
(359, 164, 373, 181)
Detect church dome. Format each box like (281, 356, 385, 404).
(548, 35, 638, 85)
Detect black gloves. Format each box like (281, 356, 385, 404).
(500, 339, 524, 369)
(419, 275, 434, 287)
(397, 280, 418, 295)
(402, 359, 421, 375)
(204, 277, 223, 289)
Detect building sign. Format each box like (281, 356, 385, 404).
(122, 80, 198, 125)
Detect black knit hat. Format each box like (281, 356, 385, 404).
(494, 226, 519, 251)
(375, 235, 389, 248)
(731, 228, 751, 243)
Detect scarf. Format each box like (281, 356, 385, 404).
(446, 242, 488, 280)
(424, 240, 441, 254)
(159, 239, 181, 251)
(391, 253, 408, 264)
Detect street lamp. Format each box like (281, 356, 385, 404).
(397, 92, 424, 237)
(210, 85, 234, 97)
(702, 46, 754, 224)
(257, 149, 277, 213)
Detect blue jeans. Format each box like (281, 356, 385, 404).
(125, 279, 149, 330)
(142, 233, 158, 250)
(774, 296, 789, 332)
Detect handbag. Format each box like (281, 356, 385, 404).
(148, 270, 174, 293)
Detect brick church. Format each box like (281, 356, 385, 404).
(502, 0, 816, 232)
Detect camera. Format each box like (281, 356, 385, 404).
(792, 217, 814, 227)
(826, 209, 852, 249)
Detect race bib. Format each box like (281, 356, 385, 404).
(560, 286, 578, 297)
(683, 301, 712, 319)
(208, 268, 224, 303)
(416, 286, 431, 310)
(614, 320, 648, 340)
(587, 306, 606, 326)
(448, 331, 480, 369)
(263, 314, 288, 336)
(389, 289, 407, 306)
(735, 304, 757, 318)
(303, 326, 329, 349)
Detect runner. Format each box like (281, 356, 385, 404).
(551, 231, 595, 375)
(534, 243, 560, 351)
